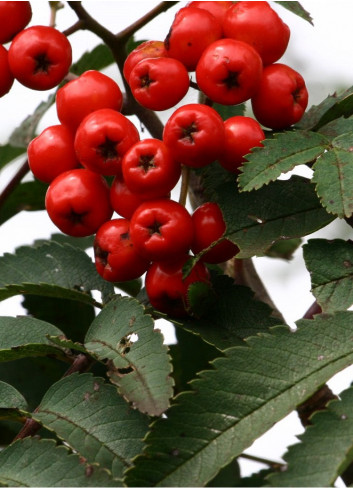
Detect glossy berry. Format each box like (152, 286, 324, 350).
(130, 199, 194, 261)
(0, 45, 14, 97)
(163, 103, 225, 168)
(123, 40, 167, 82)
(110, 174, 147, 220)
(8, 26, 72, 90)
(145, 254, 210, 317)
(219, 116, 265, 173)
(196, 38, 263, 105)
(94, 218, 150, 283)
(188, 1, 232, 34)
(122, 138, 181, 200)
(28, 124, 80, 183)
(74, 108, 140, 176)
(164, 6, 222, 71)
(251, 63, 309, 130)
(56, 70, 123, 133)
(45, 169, 113, 237)
(191, 202, 239, 264)
(223, 1, 290, 66)
(129, 57, 190, 111)
(0, 1, 32, 44)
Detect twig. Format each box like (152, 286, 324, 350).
(0, 159, 29, 209)
(179, 165, 190, 207)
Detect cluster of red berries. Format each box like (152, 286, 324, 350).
(24, 1, 309, 317)
(0, 2, 72, 95)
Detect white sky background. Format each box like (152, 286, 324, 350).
(1, 0, 353, 482)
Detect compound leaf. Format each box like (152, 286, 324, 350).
(0, 316, 64, 363)
(238, 130, 328, 192)
(0, 180, 47, 226)
(126, 312, 353, 487)
(206, 175, 334, 258)
(0, 144, 26, 171)
(275, 1, 313, 24)
(71, 43, 114, 75)
(0, 241, 114, 306)
(33, 373, 149, 480)
(312, 132, 353, 218)
(0, 437, 121, 487)
(0, 381, 27, 410)
(268, 386, 353, 487)
(85, 295, 174, 416)
(303, 238, 353, 313)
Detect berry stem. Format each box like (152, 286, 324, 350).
(179, 165, 190, 207)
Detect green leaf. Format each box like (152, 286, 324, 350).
(237, 130, 328, 192)
(71, 44, 114, 75)
(317, 115, 353, 139)
(33, 373, 149, 480)
(0, 437, 121, 487)
(0, 144, 26, 171)
(265, 237, 302, 260)
(0, 316, 65, 362)
(0, 241, 114, 306)
(312, 132, 353, 218)
(268, 386, 353, 487)
(207, 175, 334, 258)
(298, 86, 353, 131)
(9, 93, 56, 148)
(0, 180, 47, 226)
(126, 311, 353, 487)
(85, 295, 174, 416)
(213, 102, 246, 120)
(179, 273, 281, 350)
(303, 238, 353, 313)
(0, 381, 27, 410)
(275, 1, 313, 25)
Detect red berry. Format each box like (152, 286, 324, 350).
(129, 57, 190, 111)
(74, 108, 140, 176)
(196, 38, 263, 105)
(8, 26, 72, 91)
(130, 199, 194, 261)
(122, 138, 181, 200)
(219, 116, 265, 173)
(145, 254, 210, 317)
(123, 40, 167, 83)
(0, 1, 32, 44)
(0, 45, 14, 97)
(163, 103, 225, 168)
(28, 124, 80, 183)
(94, 218, 150, 283)
(191, 202, 239, 264)
(223, 1, 290, 66)
(56, 70, 123, 133)
(45, 169, 113, 237)
(187, 1, 232, 33)
(251, 63, 309, 130)
(164, 6, 222, 71)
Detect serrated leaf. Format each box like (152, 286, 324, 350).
(0, 180, 47, 225)
(303, 238, 353, 313)
(85, 295, 174, 416)
(71, 44, 114, 75)
(0, 241, 114, 306)
(238, 130, 328, 192)
(213, 102, 246, 120)
(206, 175, 334, 258)
(298, 86, 353, 131)
(179, 273, 281, 350)
(0, 144, 26, 171)
(268, 386, 353, 487)
(275, 1, 313, 24)
(0, 381, 27, 410)
(0, 437, 121, 487)
(312, 132, 353, 218)
(47, 335, 89, 354)
(265, 237, 302, 260)
(9, 93, 56, 148)
(125, 311, 353, 487)
(318, 115, 353, 139)
(0, 316, 65, 362)
(33, 373, 149, 480)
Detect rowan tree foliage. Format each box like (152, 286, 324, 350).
(1, 1, 353, 487)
